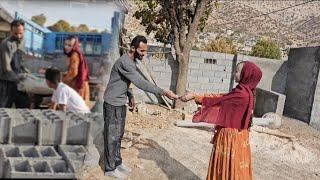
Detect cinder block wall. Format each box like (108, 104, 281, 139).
(133, 49, 235, 104)
(134, 47, 286, 104)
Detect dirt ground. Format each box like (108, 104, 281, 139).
(77, 104, 320, 180)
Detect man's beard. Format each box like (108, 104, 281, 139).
(134, 51, 144, 60)
(13, 36, 22, 44)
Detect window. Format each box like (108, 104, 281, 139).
(204, 58, 217, 64)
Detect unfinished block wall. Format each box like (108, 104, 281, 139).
(134, 48, 286, 104)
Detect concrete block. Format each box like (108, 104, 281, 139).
(0, 146, 22, 158)
(37, 147, 61, 159)
(211, 89, 220, 93)
(187, 76, 198, 83)
(84, 145, 100, 167)
(189, 62, 200, 69)
(50, 160, 73, 174)
(200, 83, 214, 90)
(0, 144, 76, 179)
(194, 89, 207, 94)
(210, 83, 224, 90)
(201, 70, 215, 77)
(190, 50, 202, 57)
(190, 57, 204, 63)
(200, 51, 216, 59)
(148, 59, 167, 66)
(21, 147, 40, 158)
(212, 65, 226, 71)
(41, 119, 63, 145)
(226, 73, 232, 79)
(66, 120, 90, 145)
(197, 77, 210, 83)
(199, 64, 213, 70)
(5, 159, 74, 179)
(189, 70, 202, 76)
(58, 144, 100, 171)
(209, 77, 223, 83)
(0, 117, 11, 144)
(11, 110, 38, 144)
(222, 78, 231, 84)
(218, 89, 229, 93)
(0, 109, 95, 146)
(188, 87, 197, 92)
(254, 88, 286, 117)
(58, 145, 87, 172)
(32, 161, 52, 173)
(225, 65, 233, 72)
(214, 71, 227, 78)
(0, 146, 61, 160)
(217, 59, 233, 66)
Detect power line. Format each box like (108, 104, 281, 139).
(119, 45, 172, 54)
(215, 0, 316, 26)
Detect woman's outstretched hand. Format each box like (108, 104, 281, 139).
(180, 91, 196, 102)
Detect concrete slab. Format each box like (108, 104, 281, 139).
(254, 88, 286, 117)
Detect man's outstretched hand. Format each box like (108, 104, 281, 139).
(163, 90, 179, 100)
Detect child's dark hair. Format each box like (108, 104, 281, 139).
(45, 68, 61, 84)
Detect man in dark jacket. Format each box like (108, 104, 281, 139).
(0, 19, 30, 108)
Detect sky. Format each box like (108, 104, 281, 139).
(0, 0, 122, 31)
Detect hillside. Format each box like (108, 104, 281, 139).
(124, 0, 320, 57)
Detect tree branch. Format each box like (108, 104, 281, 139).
(177, 1, 187, 52)
(173, 25, 182, 59)
(185, 0, 208, 49)
(163, 1, 183, 58)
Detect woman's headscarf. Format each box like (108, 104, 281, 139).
(64, 38, 89, 89)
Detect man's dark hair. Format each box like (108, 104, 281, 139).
(45, 68, 61, 84)
(66, 35, 77, 41)
(11, 19, 25, 29)
(130, 35, 147, 49)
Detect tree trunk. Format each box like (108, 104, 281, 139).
(174, 53, 190, 109)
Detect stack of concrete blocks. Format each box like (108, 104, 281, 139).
(0, 145, 74, 179)
(0, 108, 101, 179)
